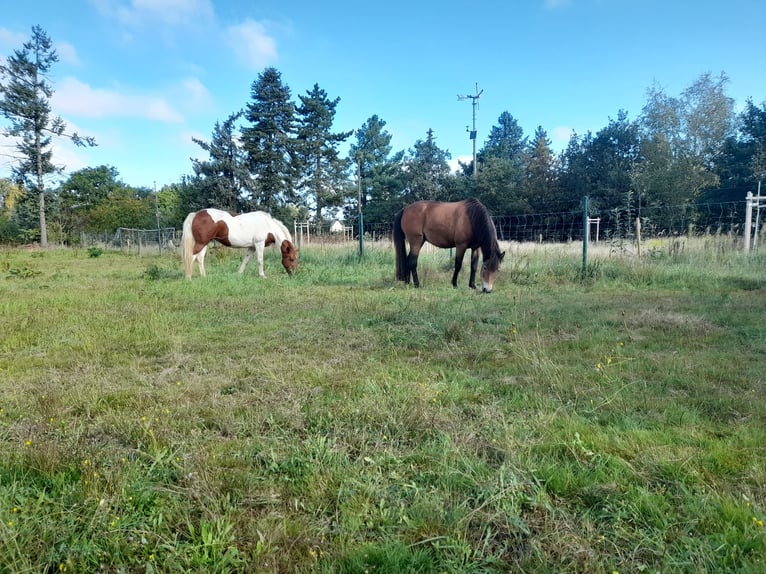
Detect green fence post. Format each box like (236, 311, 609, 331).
(582, 195, 589, 273)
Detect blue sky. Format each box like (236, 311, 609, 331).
(1, 0, 764, 190)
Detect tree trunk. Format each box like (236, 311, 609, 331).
(38, 189, 48, 247)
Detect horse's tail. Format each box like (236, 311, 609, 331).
(393, 209, 407, 281)
(181, 211, 196, 278)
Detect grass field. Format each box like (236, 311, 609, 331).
(1, 239, 765, 573)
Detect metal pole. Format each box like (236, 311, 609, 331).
(582, 196, 589, 272)
(754, 181, 762, 250)
(471, 96, 477, 177)
(744, 191, 753, 252)
(154, 181, 162, 255)
(357, 157, 364, 258)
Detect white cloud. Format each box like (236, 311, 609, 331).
(56, 41, 81, 66)
(226, 19, 278, 70)
(90, 0, 215, 27)
(0, 27, 26, 49)
(552, 126, 574, 148)
(175, 77, 214, 113)
(53, 77, 185, 123)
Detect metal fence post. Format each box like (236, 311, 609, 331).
(582, 196, 589, 272)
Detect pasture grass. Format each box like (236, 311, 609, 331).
(0, 240, 765, 573)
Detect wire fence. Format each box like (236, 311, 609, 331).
(80, 227, 181, 255)
(78, 198, 764, 255)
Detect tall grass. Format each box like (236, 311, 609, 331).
(0, 241, 764, 573)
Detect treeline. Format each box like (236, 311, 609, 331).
(1, 27, 764, 245)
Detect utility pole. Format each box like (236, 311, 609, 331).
(458, 83, 483, 176)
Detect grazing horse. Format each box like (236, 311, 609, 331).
(182, 208, 299, 279)
(393, 198, 505, 292)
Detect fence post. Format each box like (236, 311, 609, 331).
(636, 217, 642, 258)
(582, 196, 589, 272)
(744, 191, 753, 253)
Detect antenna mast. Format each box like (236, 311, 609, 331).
(457, 83, 483, 176)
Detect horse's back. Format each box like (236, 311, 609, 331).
(401, 200, 472, 248)
(233, 211, 292, 244)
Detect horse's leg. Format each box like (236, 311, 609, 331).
(407, 240, 424, 287)
(255, 242, 266, 278)
(451, 246, 468, 288)
(468, 248, 480, 289)
(238, 248, 254, 274)
(197, 245, 208, 278)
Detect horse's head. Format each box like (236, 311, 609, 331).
(280, 240, 299, 276)
(481, 250, 505, 293)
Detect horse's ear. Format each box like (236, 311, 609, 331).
(281, 239, 295, 254)
(499, 251, 506, 262)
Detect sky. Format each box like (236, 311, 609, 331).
(1, 0, 764, 191)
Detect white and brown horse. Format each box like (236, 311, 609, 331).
(182, 208, 299, 279)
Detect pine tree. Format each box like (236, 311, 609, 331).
(0, 26, 96, 246)
(403, 129, 451, 203)
(295, 84, 352, 221)
(241, 67, 297, 212)
(191, 111, 252, 212)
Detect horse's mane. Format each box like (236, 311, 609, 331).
(265, 213, 293, 244)
(464, 198, 502, 271)
(239, 211, 293, 244)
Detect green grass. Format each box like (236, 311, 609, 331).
(0, 241, 765, 573)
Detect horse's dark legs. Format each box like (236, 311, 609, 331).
(452, 247, 467, 288)
(407, 253, 420, 287)
(468, 249, 480, 289)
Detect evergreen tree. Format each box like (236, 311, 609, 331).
(347, 115, 402, 226)
(583, 111, 639, 213)
(522, 126, 558, 212)
(402, 129, 451, 203)
(470, 112, 528, 213)
(241, 67, 297, 213)
(295, 84, 353, 222)
(0, 26, 96, 246)
(191, 111, 252, 212)
(479, 111, 527, 163)
(713, 99, 766, 203)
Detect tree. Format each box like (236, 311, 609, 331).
(566, 111, 640, 216)
(635, 72, 735, 207)
(191, 111, 252, 212)
(58, 165, 123, 236)
(470, 112, 528, 213)
(0, 178, 24, 212)
(346, 115, 402, 226)
(241, 67, 297, 215)
(479, 111, 527, 164)
(401, 128, 451, 203)
(0, 26, 96, 246)
(522, 126, 558, 212)
(294, 84, 353, 221)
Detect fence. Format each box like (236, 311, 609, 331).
(76, 196, 764, 257)
(356, 199, 760, 248)
(80, 227, 181, 255)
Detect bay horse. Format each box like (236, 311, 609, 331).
(393, 198, 505, 292)
(182, 208, 299, 279)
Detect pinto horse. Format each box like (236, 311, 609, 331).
(182, 208, 299, 279)
(394, 198, 505, 292)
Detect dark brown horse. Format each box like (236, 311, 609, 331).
(393, 198, 505, 292)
